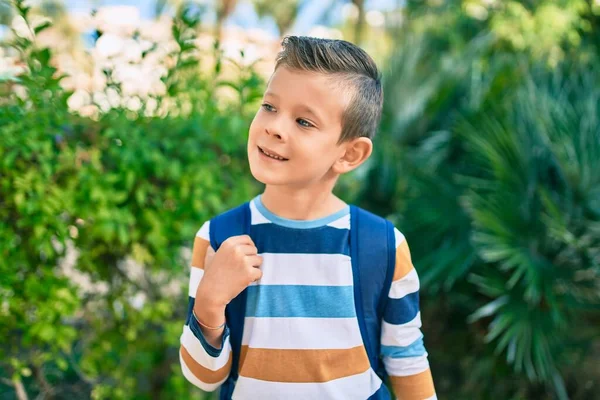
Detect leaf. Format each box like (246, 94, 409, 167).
(56, 357, 68, 371)
(468, 295, 510, 323)
(38, 48, 51, 65)
(33, 21, 52, 35)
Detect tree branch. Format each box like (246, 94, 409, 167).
(32, 363, 53, 400)
(13, 375, 29, 400)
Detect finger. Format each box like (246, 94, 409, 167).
(249, 267, 263, 282)
(226, 235, 253, 246)
(238, 244, 258, 255)
(246, 255, 263, 267)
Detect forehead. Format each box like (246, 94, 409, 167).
(266, 66, 350, 124)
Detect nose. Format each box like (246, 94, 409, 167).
(266, 127, 283, 140)
(265, 116, 286, 141)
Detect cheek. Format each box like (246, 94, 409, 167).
(247, 117, 260, 157)
(296, 138, 338, 165)
(248, 115, 260, 140)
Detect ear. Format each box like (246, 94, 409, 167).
(332, 137, 373, 174)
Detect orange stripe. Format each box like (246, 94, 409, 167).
(238, 345, 370, 383)
(389, 368, 435, 399)
(393, 240, 414, 281)
(180, 344, 232, 384)
(191, 237, 210, 270)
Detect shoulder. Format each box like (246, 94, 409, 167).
(350, 205, 407, 248)
(212, 201, 252, 222)
(194, 200, 252, 241)
(195, 220, 210, 242)
(393, 226, 407, 249)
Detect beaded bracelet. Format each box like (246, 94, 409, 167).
(193, 309, 226, 330)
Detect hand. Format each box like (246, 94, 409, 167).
(195, 235, 263, 308)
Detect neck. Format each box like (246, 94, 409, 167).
(260, 180, 347, 221)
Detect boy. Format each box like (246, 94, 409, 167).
(179, 36, 436, 400)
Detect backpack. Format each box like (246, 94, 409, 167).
(208, 202, 396, 400)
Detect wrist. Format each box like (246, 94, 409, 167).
(191, 298, 227, 350)
(193, 309, 226, 330)
(195, 284, 228, 310)
(193, 293, 226, 329)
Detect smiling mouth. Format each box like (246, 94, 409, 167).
(258, 146, 289, 161)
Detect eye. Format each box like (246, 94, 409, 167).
(261, 103, 275, 112)
(296, 118, 314, 128)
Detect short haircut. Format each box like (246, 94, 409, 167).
(274, 36, 383, 142)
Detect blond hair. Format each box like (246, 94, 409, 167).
(275, 36, 384, 142)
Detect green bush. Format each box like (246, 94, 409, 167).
(1, 1, 261, 398)
(2, 1, 599, 399)
(360, 8, 600, 399)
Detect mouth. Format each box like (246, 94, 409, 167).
(258, 146, 289, 161)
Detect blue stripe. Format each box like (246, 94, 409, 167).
(250, 224, 350, 255)
(383, 291, 420, 325)
(185, 296, 195, 326)
(381, 335, 426, 358)
(245, 285, 356, 318)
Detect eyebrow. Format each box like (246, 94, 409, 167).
(264, 91, 323, 124)
(296, 104, 323, 125)
(264, 91, 279, 99)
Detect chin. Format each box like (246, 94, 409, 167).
(248, 155, 275, 185)
(248, 161, 295, 186)
(249, 167, 284, 186)
(249, 168, 268, 185)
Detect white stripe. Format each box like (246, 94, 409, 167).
(197, 221, 210, 241)
(381, 312, 423, 347)
(188, 267, 204, 297)
(394, 227, 405, 248)
(389, 268, 420, 299)
(250, 200, 271, 225)
(383, 354, 430, 377)
(180, 325, 231, 371)
(327, 213, 350, 229)
(179, 350, 226, 392)
(242, 317, 363, 349)
(425, 394, 438, 400)
(248, 253, 353, 286)
(232, 368, 382, 400)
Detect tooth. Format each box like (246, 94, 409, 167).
(261, 148, 284, 160)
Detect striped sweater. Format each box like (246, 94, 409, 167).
(180, 195, 436, 399)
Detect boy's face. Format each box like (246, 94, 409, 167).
(247, 66, 351, 188)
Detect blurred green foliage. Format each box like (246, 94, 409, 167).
(1, 1, 261, 399)
(252, 0, 299, 36)
(357, 1, 600, 399)
(1, 0, 599, 399)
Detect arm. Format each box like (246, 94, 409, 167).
(179, 221, 232, 392)
(381, 228, 436, 400)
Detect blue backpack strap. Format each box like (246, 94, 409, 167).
(208, 202, 251, 400)
(350, 206, 396, 399)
